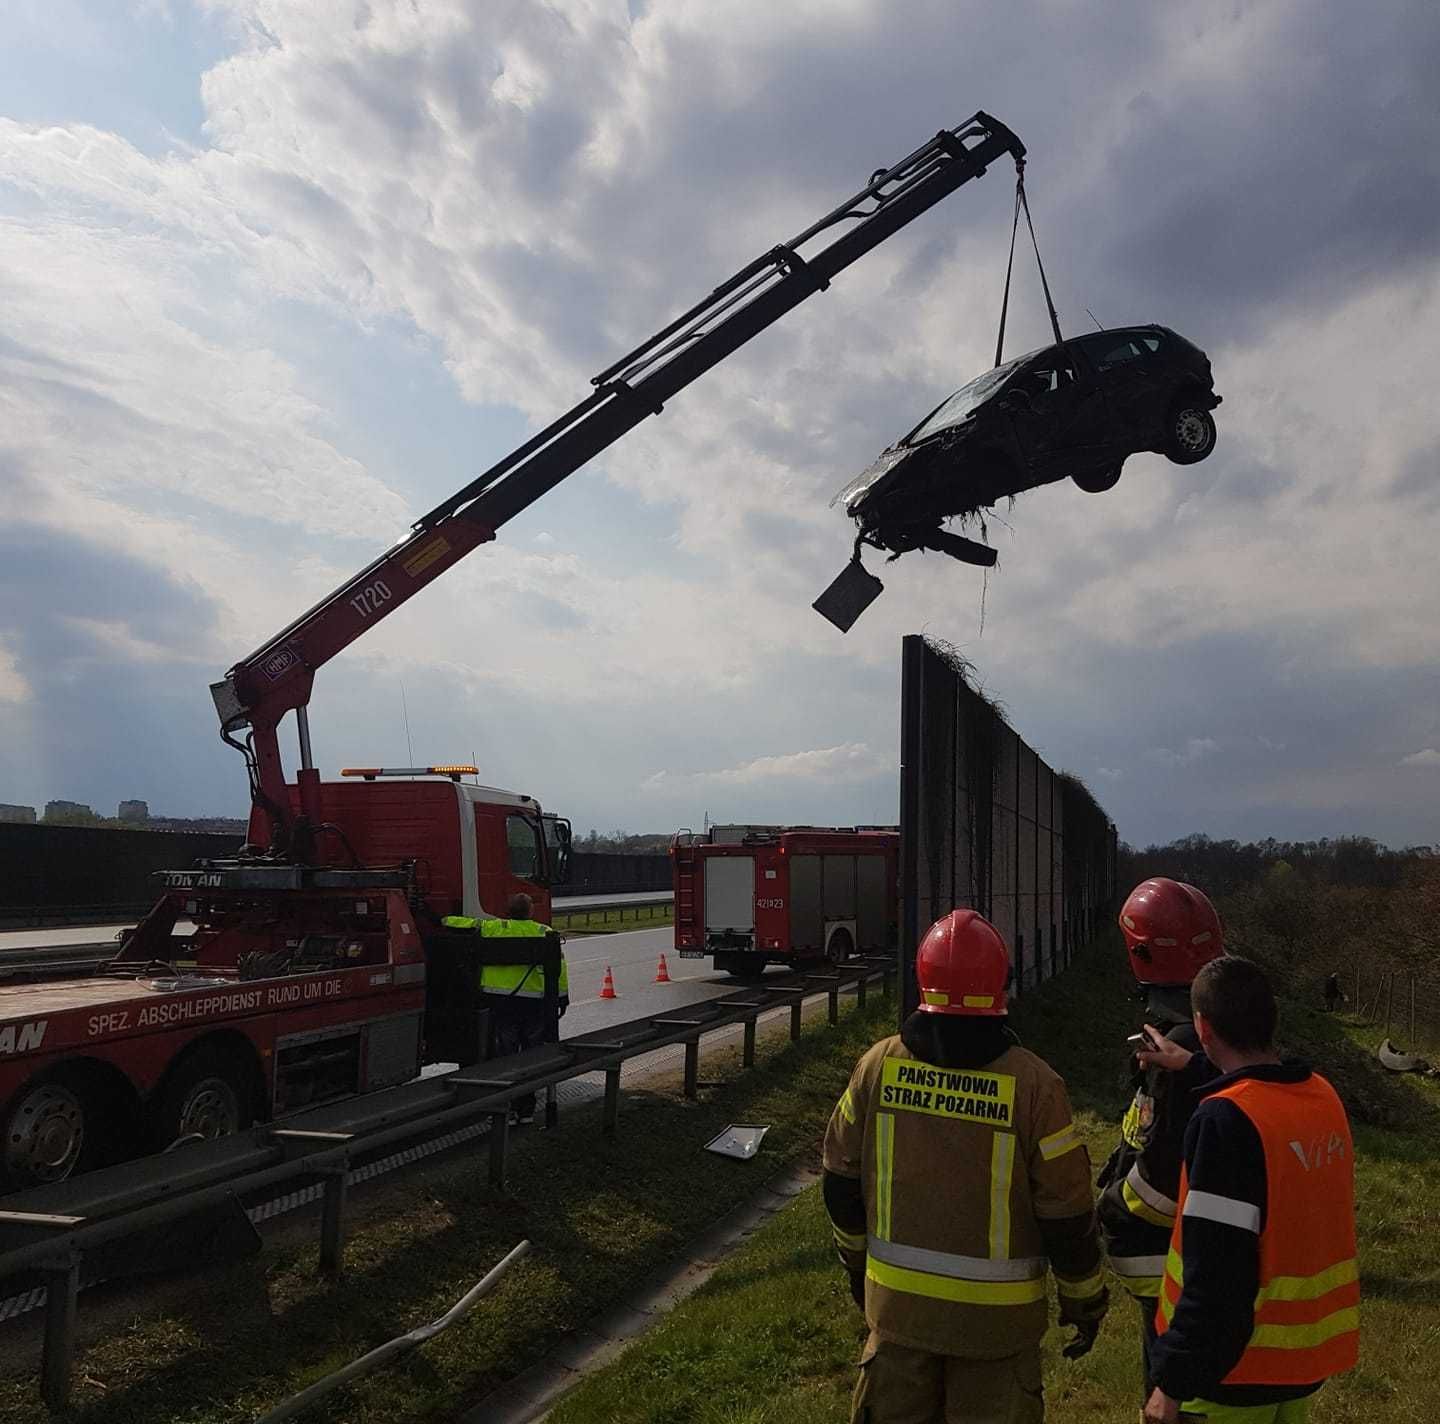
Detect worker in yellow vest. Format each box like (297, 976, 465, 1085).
(442, 893, 569, 1125)
(823, 909, 1108, 1423)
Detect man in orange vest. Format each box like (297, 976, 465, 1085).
(823, 910, 1108, 1422)
(1138, 956, 1358, 1423)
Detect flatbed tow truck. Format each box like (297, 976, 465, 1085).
(0, 112, 1026, 1191)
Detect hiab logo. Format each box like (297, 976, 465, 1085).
(0, 1021, 47, 1055)
(1289, 1133, 1347, 1171)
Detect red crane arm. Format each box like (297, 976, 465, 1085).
(212, 113, 1026, 853)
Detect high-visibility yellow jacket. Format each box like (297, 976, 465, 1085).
(440, 915, 570, 1006)
(823, 1033, 1101, 1358)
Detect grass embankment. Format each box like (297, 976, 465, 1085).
(550, 939, 1440, 1424)
(0, 986, 891, 1423)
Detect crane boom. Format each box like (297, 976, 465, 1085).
(212, 113, 1025, 853)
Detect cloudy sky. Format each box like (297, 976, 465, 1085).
(1, 0, 1437, 848)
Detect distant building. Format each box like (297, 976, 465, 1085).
(117, 799, 150, 823)
(43, 799, 96, 822)
(0, 803, 37, 824)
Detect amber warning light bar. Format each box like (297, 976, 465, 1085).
(341, 765, 478, 781)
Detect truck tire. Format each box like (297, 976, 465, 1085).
(151, 1044, 255, 1151)
(1, 1071, 103, 1190)
(728, 961, 768, 983)
(825, 927, 856, 967)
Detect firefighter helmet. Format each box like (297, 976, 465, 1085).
(1119, 878, 1224, 985)
(915, 909, 1010, 1016)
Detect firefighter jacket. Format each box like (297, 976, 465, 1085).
(822, 1027, 1104, 1359)
(1098, 1018, 1213, 1299)
(1152, 1063, 1359, 1406)
(440, 916, 570, 1008)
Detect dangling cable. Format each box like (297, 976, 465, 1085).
(993, 161, 1025, 367)
(1017, 177, 1064, 349)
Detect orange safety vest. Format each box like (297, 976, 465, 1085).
(1156, 1073, 1359, 1387)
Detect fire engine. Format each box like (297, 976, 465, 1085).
(0, 113, 1025, 1189)
(673, 826, 899, 979)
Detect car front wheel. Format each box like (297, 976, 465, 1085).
(1163, 401, 1217, 464)
(1072, 464, 1123, 494)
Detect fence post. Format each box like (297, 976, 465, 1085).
(1410, 974, 1416, 1046)
(40, 1249, 80, 1414)
(1384, 973, 1395, 1038)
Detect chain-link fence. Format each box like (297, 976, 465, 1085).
(1346, 961, 1440, 1056)
(898, 636, 1117, 1017)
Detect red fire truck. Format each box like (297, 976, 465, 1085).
(673, 826, 899, 979)
(0, 115, 1024, 1189)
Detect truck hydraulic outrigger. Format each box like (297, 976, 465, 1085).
(211, 113, 1025, 859)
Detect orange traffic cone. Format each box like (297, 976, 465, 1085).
(654, 953, 673, 984)
(599, 965, 618, 999)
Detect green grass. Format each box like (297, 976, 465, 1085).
(549, 937, 1440, 1424)
(0, 986, 891, 1423)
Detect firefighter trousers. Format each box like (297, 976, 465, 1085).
(850, 1333, 1044, 1424)
(1177, 1399, 1312, 1423)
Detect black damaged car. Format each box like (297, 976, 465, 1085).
(833, 324, 1221, 566)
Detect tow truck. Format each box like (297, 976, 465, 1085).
(0, 112, 1026, 1190)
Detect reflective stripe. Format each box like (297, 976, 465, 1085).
(1126, 1163, 1178, 1216)
(833, 1225, 867, 1253)
(1055, 1267, 1107, 1299)
(1257, 1257, 1358, 1304)
(868, 1237, 1044, 1282)
(866, 1256, 1047, 1305)
(1109, 1254, 1170, 1279)
(989, 1133, 1014, 1258)
(1039, 1124, 1081, 1160)
(1123, 1180, 1175, 1230)
(1249, 1305, 1360, 1351)
(1184, 1189, 1261, 1234)
(838, 1088, 856, 1125)
(874, 1113, 894, 1241)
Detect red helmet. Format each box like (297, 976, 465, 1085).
(915, 909, 1010, 1016)
(1119, 878, 1224, 986)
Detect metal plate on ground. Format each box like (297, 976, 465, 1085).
(703, 1124, 770, 1160)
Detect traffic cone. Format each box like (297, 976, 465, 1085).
(654, 953, 673, 984)
(599, 965, 617, 999)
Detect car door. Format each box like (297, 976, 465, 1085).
(1077, 331, 1166, 448)
(1004, 346, 1110, 479)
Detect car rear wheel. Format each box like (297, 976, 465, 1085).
(1163, 401, 1217, 464)
(1072, 464, 1123, 494)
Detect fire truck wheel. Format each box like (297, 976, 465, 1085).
(728, 961, 769, 982)
(1, 1077, 92, 1189)
(153, 1045, 255, 1150)
(825, 928, 856, 966)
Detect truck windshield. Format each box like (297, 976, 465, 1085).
(907, 358, 1023, 444)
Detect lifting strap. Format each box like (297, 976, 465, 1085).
(994, 160, 1064, 367)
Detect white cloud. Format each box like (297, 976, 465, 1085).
(642, 743, 889, 793)
(1400, 749, 1440, 768)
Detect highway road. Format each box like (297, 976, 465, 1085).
(0, 889, 671, 958)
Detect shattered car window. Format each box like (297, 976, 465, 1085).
(907, 357, 1023, 443)
(1082, 333, 1145, 370)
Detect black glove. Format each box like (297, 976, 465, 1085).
(1058, 1285, 1109, 1359)
(848, 1267, 866, 1312)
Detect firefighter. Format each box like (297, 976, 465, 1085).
(442, 893, 569, 1125)
(1140, 956, 1359, 1423)
(1097, 878, 1223, 1398)
(1322, 972, 1343, 1013)
(823, 909, 1108, 1424)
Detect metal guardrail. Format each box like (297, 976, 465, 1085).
(0, 954, 892, 1412)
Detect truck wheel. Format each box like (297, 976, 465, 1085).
(825, 928, 856, 967)
(1, 1077, 91, 1189)
(729, 962, 768, 983)
(152, 1046, 254, 1150)
(1163, 401, 1216, 464)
